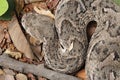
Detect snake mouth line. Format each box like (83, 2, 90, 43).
(87, 20, 97, 42)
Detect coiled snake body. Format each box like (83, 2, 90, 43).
(22, 0, 120, 79)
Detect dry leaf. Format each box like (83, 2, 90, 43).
(27, 73, 36, 80)
(16, 73, 27, 80)
(8, 43, 16, 51)
(19, 57, 34, 64)
(34, 6, 55, 19)
(4, 49, 22, 59)
(25, 0, 44, 4)
(29, 36, 40, 46)
(46, 0, 60, 10)
(76, 69, 86, 80)
(22, 4, 34, 13)
(32, 2, 48, 10)
(8, 15, 35, 59)
(22, 1, 48, 14)
(0, 21, 8, 29)
(0, 21, 12, 52)
(38, 77, 47, 80)
(19, 57, 28, 62)
(0, 27, 4, 43)
(15, 0, 24, 16)
(4, 28, 11, 43)
(0, 38, 7, 51)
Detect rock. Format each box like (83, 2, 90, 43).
(16, 73, 27, 80)
(0, 69, 4, 75)
(3, 69, 15, 75)
(5, 75, 15, 80)
(0, 75, 5, 80)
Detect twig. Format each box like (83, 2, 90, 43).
(0, 54, 82, 80)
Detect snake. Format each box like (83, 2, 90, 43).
(21, 0, 120, 79)
(85, 0, 120, 80)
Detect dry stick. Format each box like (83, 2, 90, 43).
(0, 54, 81, 80)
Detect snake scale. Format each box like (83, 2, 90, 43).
(21, 0, 120, 79)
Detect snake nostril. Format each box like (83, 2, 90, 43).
(86, 21, 97, 42)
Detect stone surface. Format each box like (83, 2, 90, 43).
(5, 75, 15, 80)
(3, 69, 15, 76)
(16, 73, 27, 80)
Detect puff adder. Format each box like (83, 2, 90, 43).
(22, 0, 120, 78)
